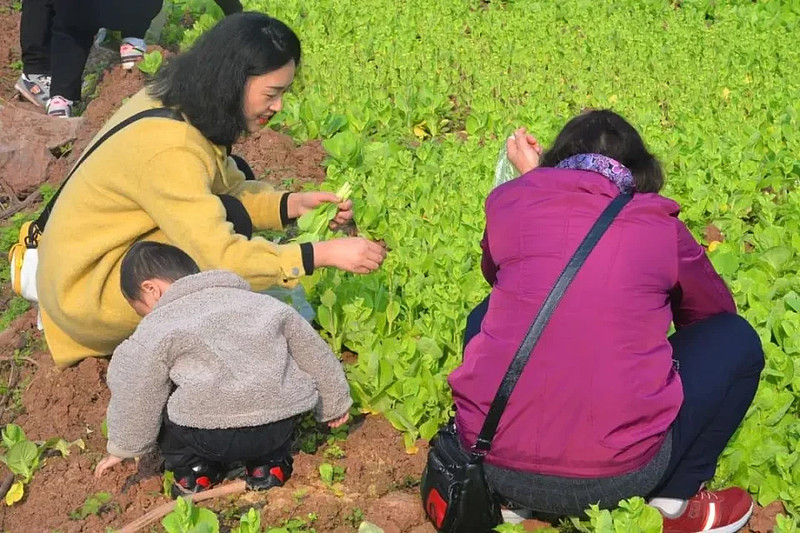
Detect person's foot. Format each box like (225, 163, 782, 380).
(15, 74, 51, 108)
(120, 41, 146, 70)
(659, 488, 753, 533)
(244, 456, 293, 491)
(171, 462, 225, 499)
(46, 96, 74, 118)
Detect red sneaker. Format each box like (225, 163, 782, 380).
(661, 488, 753, 533)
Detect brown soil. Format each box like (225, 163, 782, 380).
(744, 501, 786, 533)
(227, 416, 431, 533)
(0, 2, 21, 103)
(704, 223, 725, 244)
(234, 129, 328, 190)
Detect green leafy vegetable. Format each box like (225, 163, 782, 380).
(231, 508, 262, 533)
(137, 50, 163, 76)
(296, 182, 353, 241)
(69, 492, 114, 520)
(4, 441, 39, 483)
(162, 496, 219, 533)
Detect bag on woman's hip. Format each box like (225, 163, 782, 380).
(421, 423, 501, 533)
(8, 221, 40, 302)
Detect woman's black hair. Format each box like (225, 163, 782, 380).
(148, 12, 301, 147)
(539, 110, 664, 193)
(120, 242, 200, 301)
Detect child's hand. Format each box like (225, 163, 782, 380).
(94, 454, 125, 478)
(327, 413, 350, 428)
(507, 127, 542, 175)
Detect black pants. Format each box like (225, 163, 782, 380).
(20, 0, 55, 75)
(21, 0, 242, 79)
(463, 299, 763, 503)
(49, 0, 164, 101)
(651, 312, 763, 498)
(158, 417, 296, 473)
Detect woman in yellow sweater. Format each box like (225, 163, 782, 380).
(37, 13, 386, 367)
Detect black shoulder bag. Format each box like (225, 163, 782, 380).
(421, 193, 632, 533)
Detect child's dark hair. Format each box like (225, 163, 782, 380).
(148, 12, 301, 148)
(539, 110, 664, 193)
(120, 242, 200, 301)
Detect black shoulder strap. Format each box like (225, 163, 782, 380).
(32, 107, 184, 235)
(472, 192, 632, 455)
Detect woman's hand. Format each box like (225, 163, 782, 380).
(507, 127, 543, 175)
(313, 238, 387, 274)
(287, 192, 354, 228)
(327, 413, 350, 429)
(94, 454, 125, 478)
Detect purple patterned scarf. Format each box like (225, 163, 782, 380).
(555, 153, 635, 194)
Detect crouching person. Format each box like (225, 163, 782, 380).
(94, 242, 352, 497)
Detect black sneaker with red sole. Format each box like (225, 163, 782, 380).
(245, 456, 293, 491)
(171, 462, 226, 499)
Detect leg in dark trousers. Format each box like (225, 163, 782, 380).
(100, 0, 164, 39)
(20, 0, 56, 75)
(463, 294, 490, 352)
(49, 0, 97, 102)
(214, 0, 244, 15)
(158, 417, 297, 495)
(651, 313, 764, 499)
(218, 194, 254, 239)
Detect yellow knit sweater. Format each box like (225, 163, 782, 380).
(37, 89, 306, 367)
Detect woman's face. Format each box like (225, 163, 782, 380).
(243, 61, 296, 133)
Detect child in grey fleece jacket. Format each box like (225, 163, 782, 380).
(94, 242, 352, 497)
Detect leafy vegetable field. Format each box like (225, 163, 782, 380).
(214, 0, 800, 522)
(2, 0, 799, 530)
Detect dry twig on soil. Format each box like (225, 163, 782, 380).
(0, 190, 41, 221)
(0, 356, 39, 367)
(0, 363, 18, 421)
(0, 472, 15, 501)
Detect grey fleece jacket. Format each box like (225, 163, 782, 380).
(105, 270, 353, 458)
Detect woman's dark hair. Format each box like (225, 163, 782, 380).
(120, 242, 200, 301)
(148, 12, 301, 147)
(539, 110, 664, 193)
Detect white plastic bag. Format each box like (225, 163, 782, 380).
(493, 135, 519, 188)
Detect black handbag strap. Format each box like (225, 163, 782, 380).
(30, 107, 184, 239)
(472, 192, 632, 454)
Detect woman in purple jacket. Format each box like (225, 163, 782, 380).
(448, 110, 763, 533)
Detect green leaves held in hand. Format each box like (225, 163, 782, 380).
(297, 182, 353, 240)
